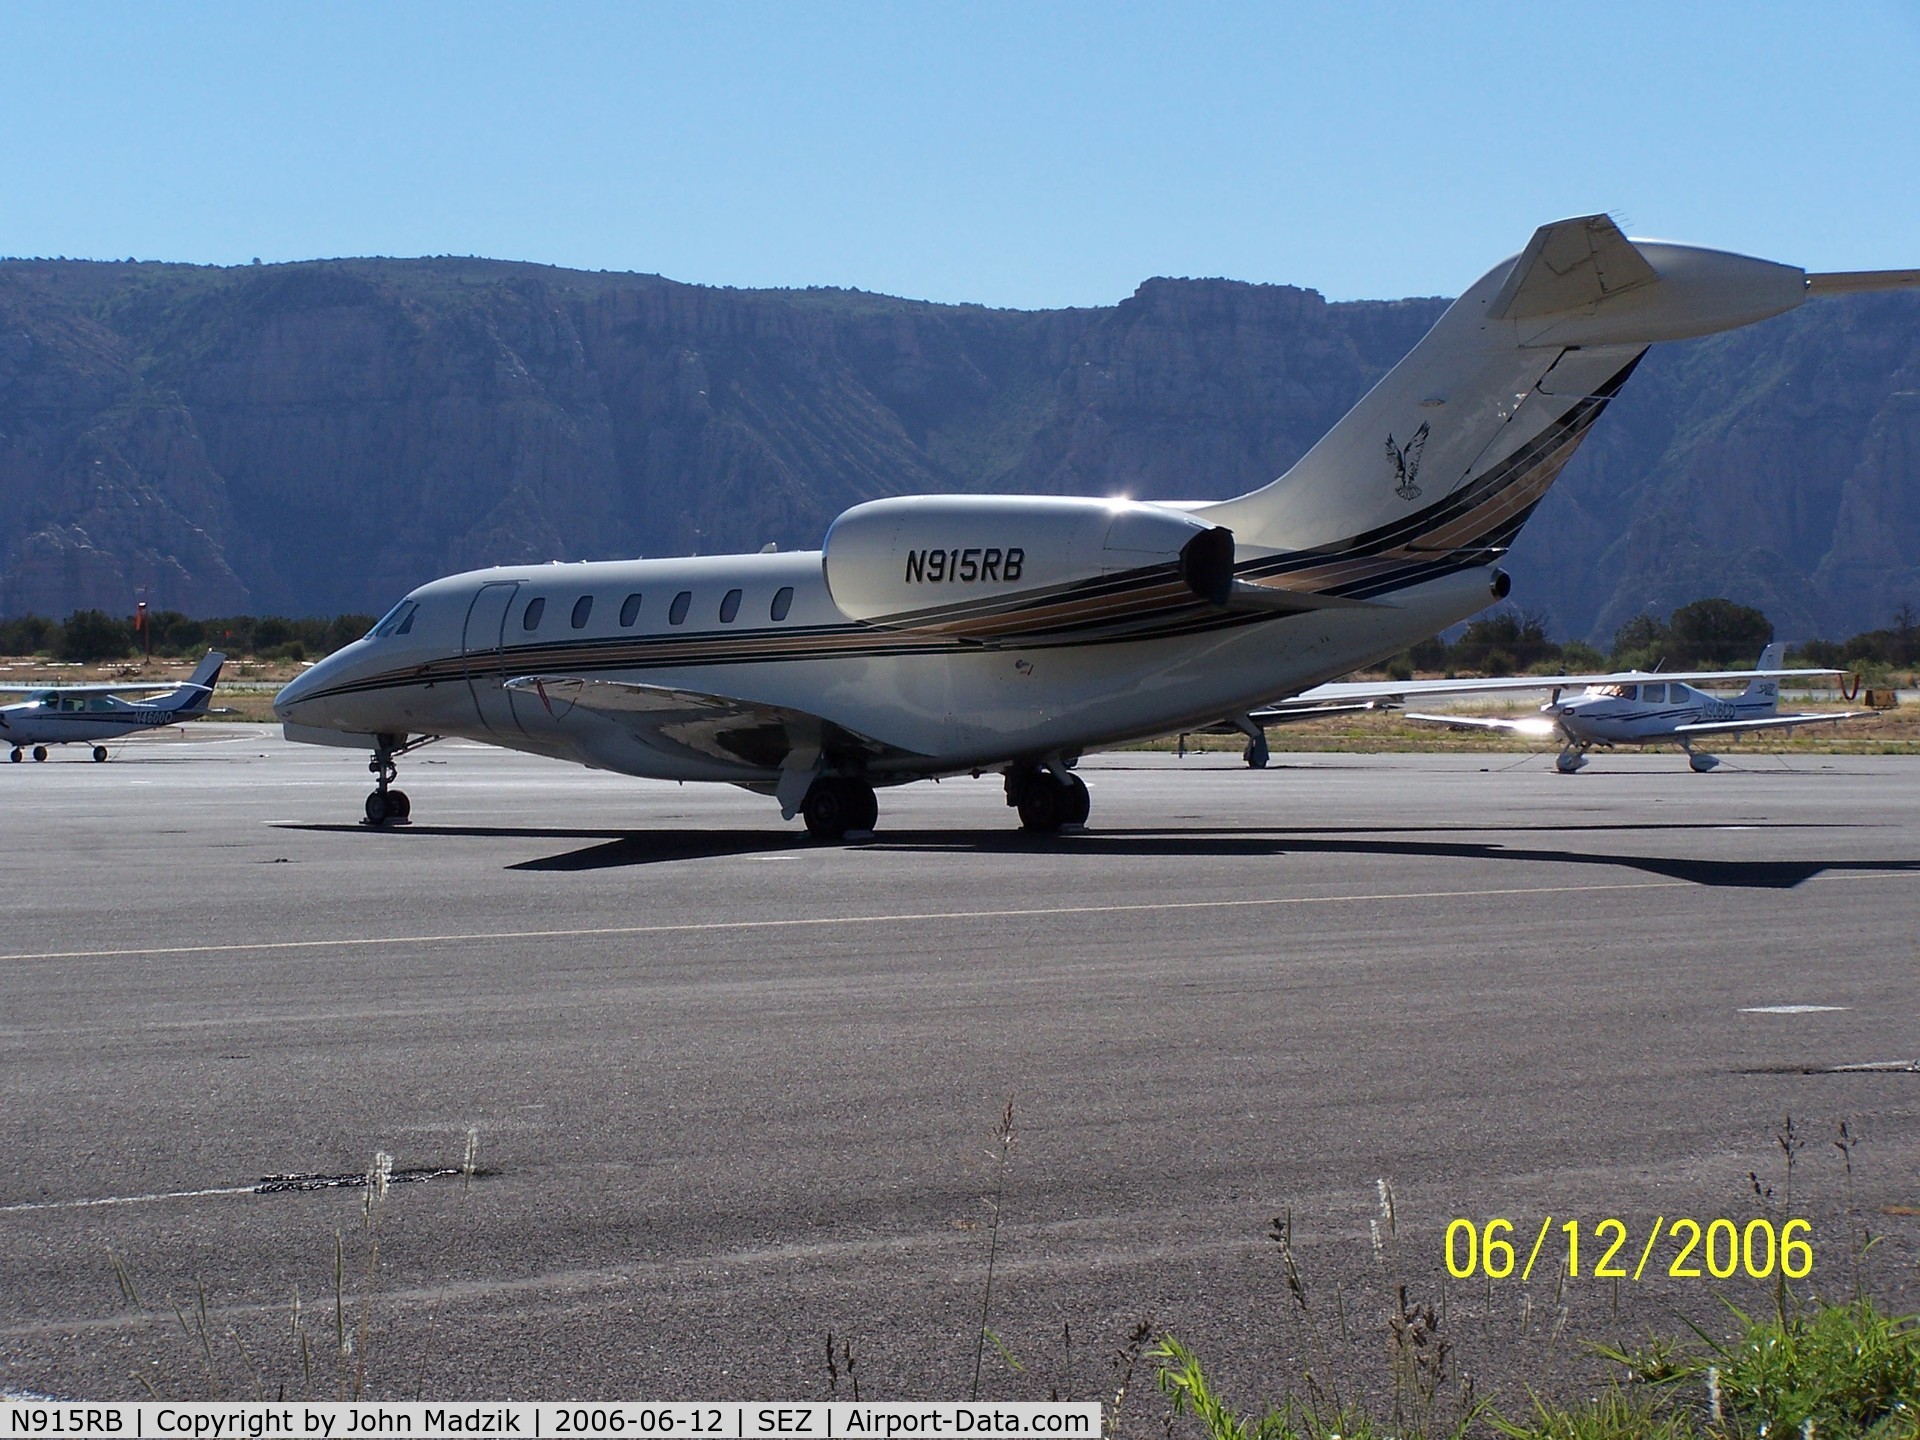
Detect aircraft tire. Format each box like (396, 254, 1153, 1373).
(1015, 779, 1065, 833)
(365, 791, 393, 826)
(32, 746, 47, 762)
(1060, 773, 1090, 826)
(846, 781, 878, 834)
(388, 789, 412, 819)
(801, 778, 857, 841)
(92, 746, 108, 762)
(8, 748, 19, 763)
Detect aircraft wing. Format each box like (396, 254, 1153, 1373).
(502, 674, 925, 771)
(1673, 710, 1870, 738)
(0, 681, 196, 696)
(1402, 711, 1560, 736)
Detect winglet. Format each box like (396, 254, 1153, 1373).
(1487, 215, 1660, 321)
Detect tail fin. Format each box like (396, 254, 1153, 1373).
(1199, 216, 1811, 599)
(164, 651, 225, 715)
(1744, 642, 1785, 703)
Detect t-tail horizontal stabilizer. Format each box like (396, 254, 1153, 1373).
(1202, 215, 1920, 566)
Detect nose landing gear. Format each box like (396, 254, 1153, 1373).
(1555, 745, 1589, 774)
(362, 733, 435, 826)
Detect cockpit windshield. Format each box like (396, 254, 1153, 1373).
(369, 600, 419, 639)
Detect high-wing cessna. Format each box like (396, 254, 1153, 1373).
(1396, 643, 1864, 772)
(273, 215, 1917, 835)
(1, 651, 226, 762)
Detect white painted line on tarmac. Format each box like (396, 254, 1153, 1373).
(0, 869, 1905, 965)
(1740, 1004, 1851, 1014)
(0, 1184, 256, 1214)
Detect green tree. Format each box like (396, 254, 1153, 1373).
(1668, 597, 1772, 666)
(1452, 609, 1558, 674)
(1610, 612, 1672, 668)
(0, 614, 58, 655)
(56, 609, 134, 662)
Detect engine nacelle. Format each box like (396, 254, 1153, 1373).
(822, 494, 1235, 623)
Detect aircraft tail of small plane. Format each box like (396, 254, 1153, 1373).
(160, 651, 225, 716)
(1743, 642, 1787, 704)
(1201, 217, 1917, 598)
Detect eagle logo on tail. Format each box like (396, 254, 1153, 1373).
(1386, 422, 1430, 501)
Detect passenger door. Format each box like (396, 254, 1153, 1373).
(461, 581, 524, 735)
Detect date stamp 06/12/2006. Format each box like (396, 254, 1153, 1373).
(1443, 1217, 1814, 1284)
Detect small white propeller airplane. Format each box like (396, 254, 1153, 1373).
(272, 215, 1917, 834)
(0, 652, 226, 762)
(1397, 643, 1865, 772)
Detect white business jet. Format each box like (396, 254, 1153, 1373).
(1399, 643, 1864, 772)
(0, 651, 226, 762)
(273, 216, 1916, 835)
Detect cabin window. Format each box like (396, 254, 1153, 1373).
(1642, 684, 1664, 703)
(571, 595, 593, 629)
(770, 586, 794, 622)
(719, 588, 742, 623)
(619, 592, 643, 627)
(669, 590, 692, 625)
(523, 597, 546, 631)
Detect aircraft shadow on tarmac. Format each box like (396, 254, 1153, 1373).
(274, 820, 1916, 890)
(280, 819, 1916, 889)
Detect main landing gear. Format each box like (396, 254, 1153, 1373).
(1686, 747, 1720, 773)
(1231, 715, 1270, 769)
(1004, 763, 1090, 833)
(92, 746, 108, 762)
(800, 776, 878, 841)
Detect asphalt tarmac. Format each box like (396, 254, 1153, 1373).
(2, 727, 1917, 1408)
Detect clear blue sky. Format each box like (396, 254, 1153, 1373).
(3, 2, 1916, 309)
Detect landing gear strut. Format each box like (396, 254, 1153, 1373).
(363, 734, 417, 826)
(1231, 715, 1270, 769)
(1005, 763, 1090, 833)
(800, 776, 878, 841)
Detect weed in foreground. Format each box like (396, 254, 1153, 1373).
(1155, 1295, 1920, 1440)
(1594, 1296, 1920, 1438)
(970, 1097, 1017, 1401)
